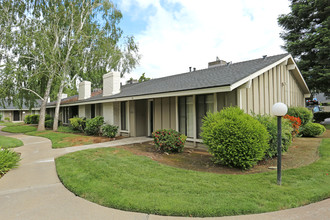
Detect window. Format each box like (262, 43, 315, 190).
(196, 94, 214, 138)
(91, 104, 95, 118)
(121, 101, 128, 130)
(179, 96, 194, 138)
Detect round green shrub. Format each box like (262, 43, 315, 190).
(24, 115, 32, 124)
(85, 116, 104, 136)
(201, 107, 269, 170)
(299, 122, 326, 137)
(69, 117, 86, 132)
(253, 114, 292, 158)
(287, 107, 312, 126)
(152, 129, 187, 153)
(101, 124, 119, 138)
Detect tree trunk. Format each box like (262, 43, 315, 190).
(37, 74, 54, 131)
(53, 80, 65, 131)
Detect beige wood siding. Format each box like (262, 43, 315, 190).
(153, 97, 177, 131)
(237, 63, 306, 115)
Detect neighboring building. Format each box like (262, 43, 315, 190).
(0, 101, 40, 122)
(46, 53, 310, 143)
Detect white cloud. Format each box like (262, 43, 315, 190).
(118, 0, 291, 81)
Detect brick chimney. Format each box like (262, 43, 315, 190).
(103, 72, 120, 96)
(78, 81, 91, 100)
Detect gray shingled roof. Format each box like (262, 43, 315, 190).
(47, 53, 290, 106)
(0, 100, 41, 110)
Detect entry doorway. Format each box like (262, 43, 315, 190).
(13, 111, 20, 121)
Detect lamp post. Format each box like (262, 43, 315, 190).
(272, 102, 288, 185)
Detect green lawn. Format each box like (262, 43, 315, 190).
(0, 122, 24, 127)
(55, 138, 330, 217)
(2, 125, 37, 133)
(0, 136, 23, 149)
(26, 130, 94, 148)
(57, 126, 81, 133)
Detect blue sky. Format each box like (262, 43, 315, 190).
(114, 0, 291, 82)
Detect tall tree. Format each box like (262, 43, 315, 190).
(278, 0, 330, 95)
(0, 0, 140, 131)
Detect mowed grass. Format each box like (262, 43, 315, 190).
(26, 130, 94, 149)
(2, 125, 37, 133)
(56, 139, 330, 217)
(0, 136, 23, 149)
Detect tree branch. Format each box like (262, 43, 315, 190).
(20, 88, 44, 101)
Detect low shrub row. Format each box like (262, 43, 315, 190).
(287, 106, 313, 126)
(69, 116, 118, 138)
(24, 114, 40, 124)
(254, 114, 292, 158)
(24, 114, 53, 125)
(285, 106, 326, 137)
(299, 122, 326, 137)
(152, 129, 187, 153)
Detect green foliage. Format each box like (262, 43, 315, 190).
(152, 129, 187, 153)
(101, 124, 118, 138)
(85, 116, 104, 136)
(0, 148, 20, 175)
(201, 107, 269, 170)
(138, 73, 150, 83)
(0, 0, 140, 130)
(287, 107, 313, 126)
(45, 119, 54, 129)
(0, 136, 24, 149)
(299, 122, 326, 137)
(0, 114, 2, 121)
(24, 115, 31, 124)
(45, 114, 53, 121)
(313, 112, 330, 123)
(69, 117, 86, 132)
(4, 117, 10, 122)
(253, 114, 293, 158)
(278, 0, 330, 95)
(25, 114, 40, 124)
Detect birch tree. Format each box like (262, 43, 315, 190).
(0, 0, 140, 131)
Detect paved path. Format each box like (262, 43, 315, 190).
(0, 128, 329, 220)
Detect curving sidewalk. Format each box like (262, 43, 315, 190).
(0, 128, 329, 220)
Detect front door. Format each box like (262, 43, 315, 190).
(13, 111, 20, 121)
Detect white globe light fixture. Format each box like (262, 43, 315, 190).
(272, 102, 288, 116)
(272, 102, 288, 185)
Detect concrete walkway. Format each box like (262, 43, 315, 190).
(0, 128, 329, 220)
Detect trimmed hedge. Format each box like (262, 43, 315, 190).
(201, 107, 269, 170)
(24, 114, 40, 124)
(287, 107, 312, 126)
(152, 129, 187, 153)
(313, 112, 330, 123)
(101, 124, 118, 138)
(299, 123, 326, 137)
(85, 116, 104, 136)
(254, 114, 293, 158)
(69, 117, 86, 132)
